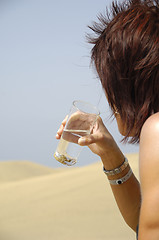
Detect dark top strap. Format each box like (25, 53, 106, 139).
(136, 224, 139, 240)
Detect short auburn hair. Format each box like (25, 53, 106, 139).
(88, 0, 159, 143)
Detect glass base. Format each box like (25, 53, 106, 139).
(54, 151, 77, 166)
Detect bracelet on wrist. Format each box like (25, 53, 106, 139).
(108, 168, 132, 185)
(103, 156, 129, 176)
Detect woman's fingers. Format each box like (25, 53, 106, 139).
(61, 115, 68, 126)
(78, 129, 105, 146)
(56, 125, 64, 139)
(56, 115, 68, 139)
(78, 134, 96, 146)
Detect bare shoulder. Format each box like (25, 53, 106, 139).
(140, 112, 159, 139)
(139, 113, 159, 238)
(139, 112, 159, 190)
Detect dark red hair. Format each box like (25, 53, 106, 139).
(88, 0, 159, 143)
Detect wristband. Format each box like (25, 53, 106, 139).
(103, 156, 129, 176)
(108, 168, 132, 185)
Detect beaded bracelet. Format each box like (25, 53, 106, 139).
(103, 156, 129, 176)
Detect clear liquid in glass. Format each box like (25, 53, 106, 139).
(54, 129, 90, 166)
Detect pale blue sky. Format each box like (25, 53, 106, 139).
(0, 0, 139, 168)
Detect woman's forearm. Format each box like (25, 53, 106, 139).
(102, 152, 141, 231)
(110, 171, 141, 231)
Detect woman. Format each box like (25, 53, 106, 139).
(56, 0, 159, 239)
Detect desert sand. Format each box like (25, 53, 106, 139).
(0, 153, 139, 240)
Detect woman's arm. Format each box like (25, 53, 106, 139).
(100, 145, 141, 231)
(138, 113, 159, 240)
(56, 116, 141, 231)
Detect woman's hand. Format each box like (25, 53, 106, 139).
(56, 114, 119, 159)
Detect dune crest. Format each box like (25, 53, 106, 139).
(0, 160, 56, 183)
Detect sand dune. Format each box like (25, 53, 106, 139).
(0, 153, 139, 240)
(0, 160, 65, 183)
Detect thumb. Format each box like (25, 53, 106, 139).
(78, 135, 95, 146)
